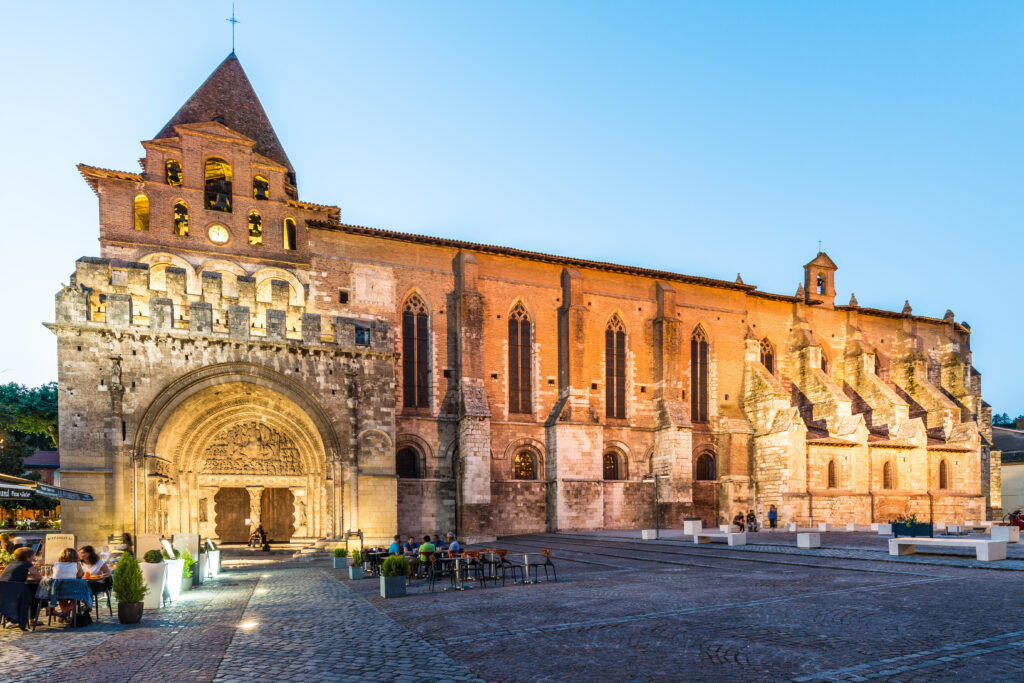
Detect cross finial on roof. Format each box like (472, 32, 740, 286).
(227, 3, 240, 54)
(818, 239, 822, 253)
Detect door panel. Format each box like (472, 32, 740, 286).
(261, 488, 294, 542)
(214, 487, 249, 543)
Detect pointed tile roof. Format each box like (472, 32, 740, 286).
(155, 53, 293, 171)
(804, 251, 838, 270)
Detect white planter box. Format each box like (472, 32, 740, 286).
(818, 523, 831, 532)
(797, 533, 821, 549)
(683, 520, 702, 535)
(786, 523, 798, 532)
(875, 523, 892, 535)
(163, 558, 185, 602)
(140, 562, 166, 610)
(641, 529, 658, 540)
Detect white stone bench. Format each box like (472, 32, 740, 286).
(875, 523, 892, 535)
(641, 529, 658, 540)
(683, 520, 703, 535)
(719, 524, 740, 533)
(694, 531, 746, 546)
(797, 532, 820, 549)
(990, 526, 1020, 543)
(888, 537, 1007, 561)
(944, 524, 963, 535)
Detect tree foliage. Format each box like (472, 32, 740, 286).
(0, 382, 58, 448)
(993, 413, 1024, 428)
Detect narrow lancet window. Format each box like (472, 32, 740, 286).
(204, 158, 232, 212)
(133, 195, 149, 231)
(173, 200, 189, 236)
(508, 302, 532, 414)
(691, 326, 709, 423)
(253, 175, 270, 200)
(759, 339, 774, 375)
(283, 217, 297, 250)
(402, 295, 430, 408)
(606, 316, 626, 419)
(513, 451, 536, 480)
(165, 159, 182, 186)
(248, 211, 262, 245)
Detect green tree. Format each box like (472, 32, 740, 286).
(0, 382, 60, 522)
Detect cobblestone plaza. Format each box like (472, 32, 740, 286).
(4, 532, 1024, 681)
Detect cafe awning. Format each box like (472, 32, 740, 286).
(0, 473, 94, 502)
(0, 483, 35, 500)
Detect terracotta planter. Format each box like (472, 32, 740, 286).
(117, 601, 144, 624)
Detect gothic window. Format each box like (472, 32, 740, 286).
(204, 158, 232, 212)
(817, 275, 826, 294)
(695, 453, 716, 481)
(883, 461, 893, 490)
(283, 217, 297, 250)
(172, 200, 189, 236)
(513, 450, 536, 480)
(133, 195, 149, 231)
(253, 175, 270, 200)
(690, 326, 709, 423)
(247, 210, 262, 246)
(827, 460, 837, 489)
(821, 354, 828, 373)
(759, 338, 774, 375)
(603, 451, 624, 481)
(165, 159, 182, 186)
(396, 447, 421, 479)
(605, 316, 626, 419)
(508, 302, 532, 414)
(939, 459, 949, 489)
(402, 295, 430, 408)
(874, 353, 884, 378)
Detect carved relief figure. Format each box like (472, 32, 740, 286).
(202, 422, 302, 475)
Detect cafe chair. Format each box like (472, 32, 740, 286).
(495, 549, 524, 586)
(0, 581, 35, 631)
(88, 576, 113, 619)
(528, 549, 557, 583)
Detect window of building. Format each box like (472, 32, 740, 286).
(165, 159, 182, 186)
(283, 217, 297, 250)
(817, 275, 826, 294)
(402, 295, 430, 409)
(513, 451, 536, 480)
(827, 460, 837, 489)
(883, 461, 893, 490)
(396, 447, 420, 479)
(690, 326, 709, 423)
(133, 195, 149, 231)
(508, 302, 532, 414)
(253, 175, 270, 200)
(759, 338, 774, 375)
(172, 200, 189, 236)
(355, 325, 371, 346)
(939, 459, 949, 489)
(204, 158, 232, 212)
(821, 354, 828, 373)
(605, 316, 627, 419)
(338, 290, 349, 304)
(247, 210, 262, 245)
(695, 453, 716, 481)
(603, 451, 624, 481)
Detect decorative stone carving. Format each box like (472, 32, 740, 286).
(202, 422, 302, 475)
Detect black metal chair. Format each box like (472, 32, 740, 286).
(89, 577, 113, 619)
(496, 549, 525, 586)
(0, 581, 35, 631)
(527, 549, 557, 583)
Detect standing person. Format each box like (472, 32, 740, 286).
(732, 511, 745, 532)
(768, 504, 778, 530)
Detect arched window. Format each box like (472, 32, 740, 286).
(759, 338, 774, 375)
(821, 354, 828, 373)
(874, 353, 884, 377)
(133, 195, 149, 231)
(827, 460, 837, 489)
(939, 459, 949, 489)
(283, 217, 297, 251)
(695, 452, 716, 481)
(165, 159, 182, 186)
(513, 451, 536, 480)
(690, 326, 709, 423)
(817, 275, 826, 294)
(402, 295, 430, 409)
(603, 451, 624, 481)
(204, 157, 232, 212)
(172, 200, 189, 236)
(508, 302, 532, 414)
(396, 447, 420, 479)
(606, 316, 626, 419)
(883, 461, 893, 490)
(253, 175, 270, 200)
(247, 211, 262, 246)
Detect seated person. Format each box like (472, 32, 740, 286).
(433, 534, 447, 551)
(732, 512, 746, 532)
(388, 535, 401, 556)
(52, 548, 83, 620)
(0, 547, 42, 582)
(402, 537, 416, 557)
(446, 532, 461, 553)
(0, 533, 14, 554)
(78, 545, 111, 579)
(411, 535, 435, 577)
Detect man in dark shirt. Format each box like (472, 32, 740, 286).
(0, 547, 42, 582)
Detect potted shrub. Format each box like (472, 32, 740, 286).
(348, 549, 363, 580)
(112, 552, 148, 624)
(380, 555, 408, 598)
(332, 547, 349, 569)
(140, 550, 167, 609)
(892, 513, 933, 538)
(180, 549, 196, 592)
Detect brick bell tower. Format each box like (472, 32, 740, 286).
(803, 251, 837, 308)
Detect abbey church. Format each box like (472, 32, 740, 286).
(53, 54, 1000, 548)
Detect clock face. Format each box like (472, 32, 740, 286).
(207, 224, 230, 244)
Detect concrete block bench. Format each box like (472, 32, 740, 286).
(693, 531, 746, 546)
(818, 523, 832, 532)
(990, 526, 1020, 543)
(797, 532, 820, 549)
(683, 520, 703, 535)
(875, 523, 892, 535)
(786, 522, 798, 532)
(719, 524, 740, 533)
(641, 529, 658, 540)
(888, 537, 1007, 561)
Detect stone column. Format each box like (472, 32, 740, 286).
(246, 485, 264, 534)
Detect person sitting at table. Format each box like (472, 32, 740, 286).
(433, 534, 447, 551)
(388, 535, 401, 556)
(0, 547, 42, 582)
(0, 533, 14, 554)
(402, 536, 416, 558)
(52, 547, 83, 621)
(446, 532, 461, 553)
(78, 546, 111, 579)
(411, 535, 435, 577)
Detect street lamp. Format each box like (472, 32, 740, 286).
(641, 473, 668, 539)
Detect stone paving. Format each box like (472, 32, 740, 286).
(2, 533, 1023, 681)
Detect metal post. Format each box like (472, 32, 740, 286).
(132, 452, 138, 541)
(655, 475, 661, 539)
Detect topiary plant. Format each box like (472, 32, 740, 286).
(333, 547, 348, 558)
(350, 549, 362, 566)
(142, 550, 164, 564)
(112, 552, 148, 603)
(381, 555, 409, 577)
(180, 548, 195, 578)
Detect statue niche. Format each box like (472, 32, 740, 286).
(201, 422, 302, 475)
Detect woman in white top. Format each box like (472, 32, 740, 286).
(52, 547, 83, 579)
(77, 546, 111, 578)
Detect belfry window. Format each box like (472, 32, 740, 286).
(603, 451, 624, 481)
(402, 294, 430, 409)
(173, 200, 189, 236)
(817, 275, 826, 294)
(133, 195, 149, 231)
(165, 159, 182, 186)
(247, 211, 262, 245)
(939, 459, 949, 489)
(396, 447, 420, 479)
(883, 461, 893, 490)
(204, 157, 232, 212)
(283, 218, 297, 250)
(695, 453, 716, 481)
(606, 316, 626, 419)
(827, 460, 837, 489)
(513, 451, 536, 480)
(690, 326, 709, 423)
(759, 339, 774, 375)
(253, 175, 270, 200)
(508, 302, 533, 414)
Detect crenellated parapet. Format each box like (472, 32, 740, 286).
(55, 256, 393, 355)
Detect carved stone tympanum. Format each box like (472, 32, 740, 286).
(202, 421, 302, 475)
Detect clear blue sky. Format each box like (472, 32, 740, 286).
(1, 1, 1020, 415)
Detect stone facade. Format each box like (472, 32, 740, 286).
(53, 54, 998, 547)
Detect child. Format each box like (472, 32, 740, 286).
(52, 547, 83, 620)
